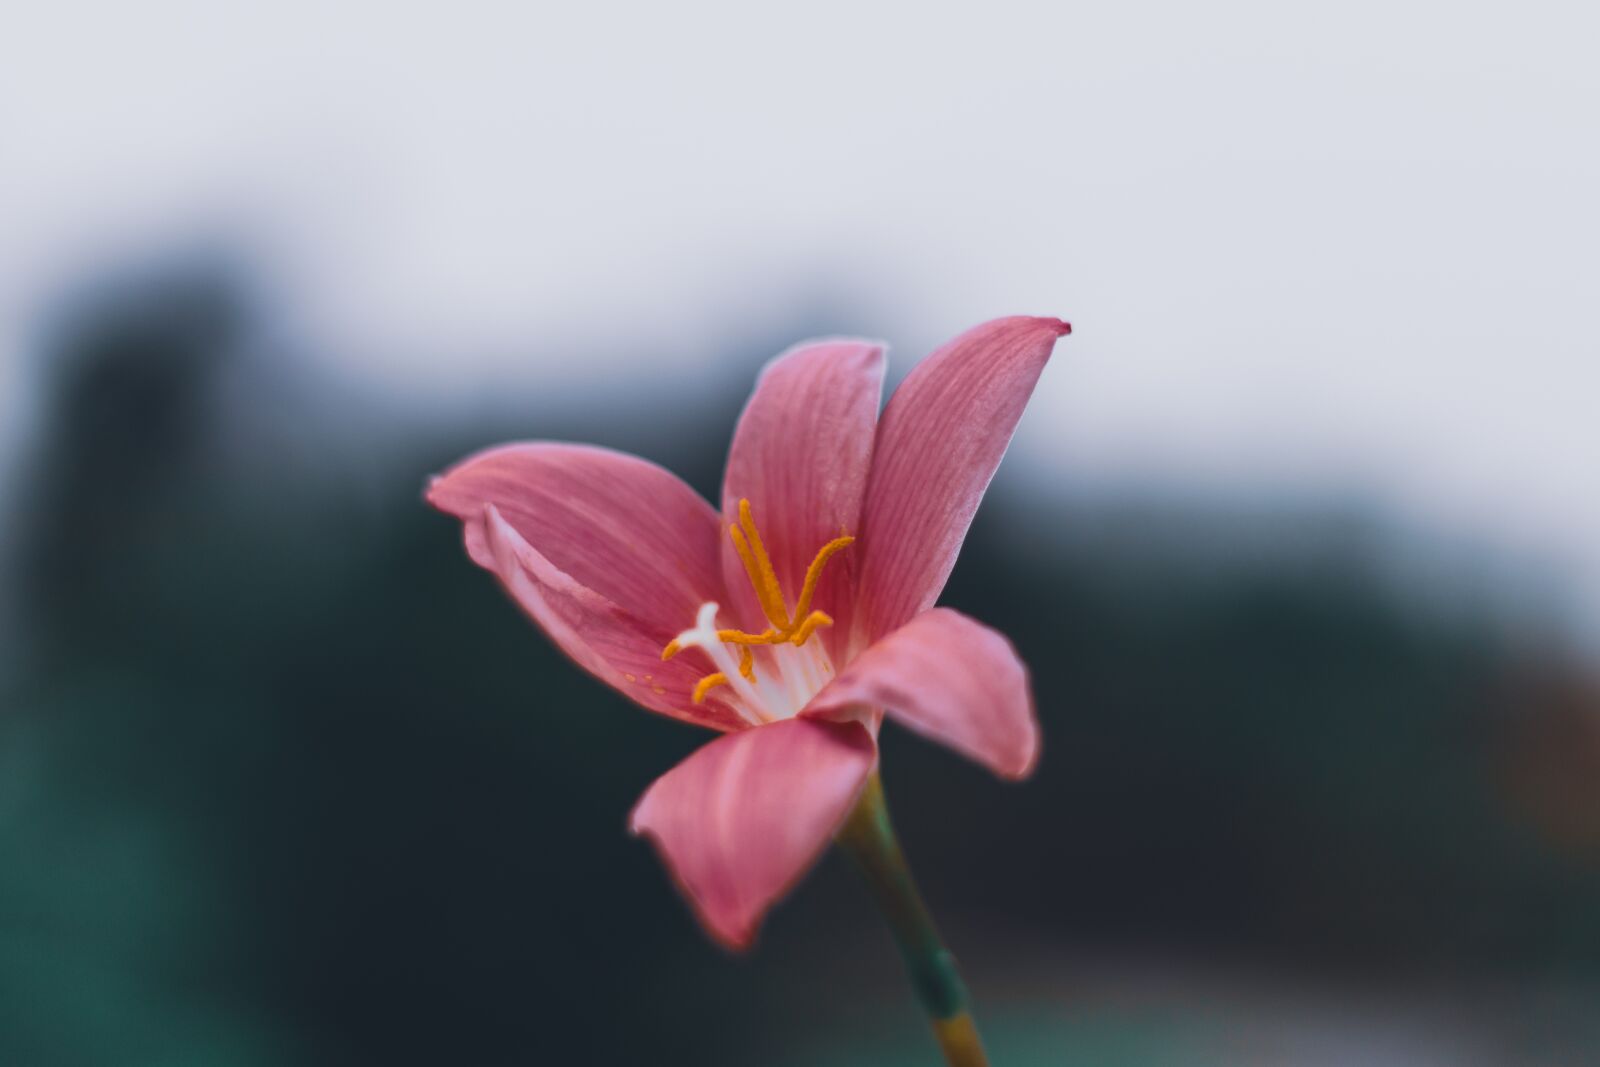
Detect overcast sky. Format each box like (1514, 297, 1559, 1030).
(4, 1, 1597, 640)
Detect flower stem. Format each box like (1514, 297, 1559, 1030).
(836, 772, 990, 1067)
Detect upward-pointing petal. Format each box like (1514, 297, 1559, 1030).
(720, 339, 885, 655)
(855, 316, 1070, 643)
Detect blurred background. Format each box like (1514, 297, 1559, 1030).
(3, 3, 1598, 1064)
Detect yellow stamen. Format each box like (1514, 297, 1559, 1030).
(692, 672, 729, 703)
(791, 534, 854, 622)
(665, 499, 855, 703)
(716, 627, 779, 646)
(730, 505, 790, 629)
(788, 610, 833, 646)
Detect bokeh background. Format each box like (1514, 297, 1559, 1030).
(4, 3, 1599, 1064)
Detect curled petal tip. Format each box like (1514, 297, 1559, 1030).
(1027, 316, 1071, 337)
(1014, 315, 1073, 338)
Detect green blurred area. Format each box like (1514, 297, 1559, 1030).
(3, 262, 1598, 1065)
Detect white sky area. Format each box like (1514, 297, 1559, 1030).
(2, 2, 1597, 639)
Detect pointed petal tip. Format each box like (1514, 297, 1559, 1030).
(1000, 730, 1042, 782)
(628, 719, 876, 953)
(709, 923, 759, 953)
(627, 812, 760, 952)
(999, 689, 1042, 781)
(998, 314, 1071, 338)
(1022, 315, 1072, 337)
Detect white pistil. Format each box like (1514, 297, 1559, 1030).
(670, 601, 836, 724)
(669, 603, 767, 724)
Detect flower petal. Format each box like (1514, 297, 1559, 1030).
(805, 608, 1038, 780)
(629, 717, 877, 949)
(429, 442, 723, 629)
(854, 316, 1070, 643)
(427, 443, 740, 729)
(480, 507, 744, 730)
(719, 340, 885, 655)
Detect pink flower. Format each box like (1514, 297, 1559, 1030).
(427, 315, 1071, 949)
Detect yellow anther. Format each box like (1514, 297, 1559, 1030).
(692, 672, 729, 704)
(788, 610, 833, 646)
(738, 646, 755, 681)
(731, 501, 790, 630)
(791, 535, 854, 623)
(716, 627, 778, 646)
(661, 639, 681, 661)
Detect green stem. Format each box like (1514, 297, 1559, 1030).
(836, 772, 990, 1067)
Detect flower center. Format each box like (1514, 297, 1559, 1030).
(662, 498, 854, 723)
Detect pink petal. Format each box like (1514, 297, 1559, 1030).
(805, 608, 1039, 780)
(629, 717, 877, 949)
(719, 340, 885, 656)
(427, 443, 741, 729)
(428, 443, 722, 628)
(854, 316, 1070, 643)
(481, 508, 744, 730)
